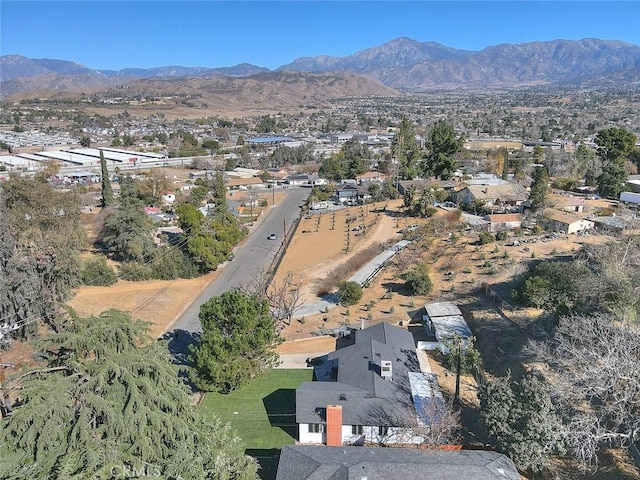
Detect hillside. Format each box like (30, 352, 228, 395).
(2, 37, 639, 100)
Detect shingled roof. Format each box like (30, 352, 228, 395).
(296, 323, 421, 427)
(276, 445, 521, 480)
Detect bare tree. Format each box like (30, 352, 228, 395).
(363, 397, 461, 447)
(239, 270, 305, 328)
(527, 313, 640, 467)
(237, 267, 270, 297)
(267, 272, 305, 328)
(417, 398, 462, 447)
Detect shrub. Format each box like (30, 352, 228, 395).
(81, 255, 117, 286)
(119, 262, 153, 281)
(150, 246, 199, 279)
(404, 263, 434, 296)
(496, 231, 508, 241)
(336, 281, 363, 306)
(479, 232, 496, 244)
(424, 206, 438, 217)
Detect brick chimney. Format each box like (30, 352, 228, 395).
(326, 404, 343, 446)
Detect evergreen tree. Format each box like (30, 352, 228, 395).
(479, 374, 565, 473)
(529, 166, 550, 211)
(393, 117, 420, 180)
(336, 281, 363, 306)
(101, 177, 155, 263)
(319, 155, 346, 181)
(422, 120, 463, 180)
(339, 138, 369, 179)
(190, 291, 281, 392)
(0, 310, 258, 479)
(501, 147, 509, 180)
(99, 150, 114, 207)
(595, 127, 637, 198)
(0, 174, 84, 337)
(403, 263, 434, 295)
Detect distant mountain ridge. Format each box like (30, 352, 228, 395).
(278, 37, 640, 89)
(2, 37, 640, 97)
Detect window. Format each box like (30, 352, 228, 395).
(351, 425, 363, 435)
(378, 426, 389, 436)
(308, 423, 324, 433)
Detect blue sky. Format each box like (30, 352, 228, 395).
(2, 1, 639, 71)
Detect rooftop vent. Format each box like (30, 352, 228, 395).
(339, 393, 347, 401)
(380, 360, 392, 380)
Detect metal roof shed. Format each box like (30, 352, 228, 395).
(428, 315, 473, 341)
(424, 302, 462, 319)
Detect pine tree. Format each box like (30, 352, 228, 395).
(529, 166, 550, 211)
(422, 120, 463, 180)
(393, 117, 420, 180)
(479, 374, 565, 473)
(190, 291, 281, 392)
(0, 310, 258, 480)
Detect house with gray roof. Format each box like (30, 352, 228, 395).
(275, 445, 520, 480)
(296, 322, 442, 446)
(455, 184, 528, 210)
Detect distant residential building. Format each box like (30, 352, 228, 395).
(592, 216, 631, 233)
(484, 213, 522, 232)
(356, 171, 388, 183)
(455, 184, 528, 210)
(285, 174, 310, 186)
(225, 177, 265, 190)
(542, 209, 594, 234)
(335, 183, 370, 204)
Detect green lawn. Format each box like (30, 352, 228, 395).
(199, 369, 313, 450)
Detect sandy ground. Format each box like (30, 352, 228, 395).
(275, 201, 402, 300)
(67, 273, 218, 339)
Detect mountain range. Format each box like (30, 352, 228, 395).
(2, 37, 640, 99)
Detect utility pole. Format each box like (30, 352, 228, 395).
(283, 219, 287, 253)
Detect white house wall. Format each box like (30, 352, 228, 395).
(299, 423, 422, 446)
(298, 423, 325, 444)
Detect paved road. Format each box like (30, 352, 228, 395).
(170, 187, 310, 335)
